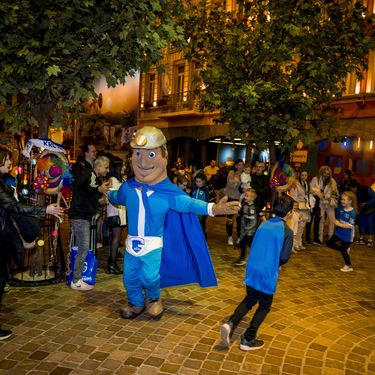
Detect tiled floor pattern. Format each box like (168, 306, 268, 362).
(1, 217, 374, 375)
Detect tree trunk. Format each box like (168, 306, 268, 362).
(31, 97, 55, 138)
(268, 139, 277, 209)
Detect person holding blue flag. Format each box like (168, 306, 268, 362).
(108, 126, 239, 320)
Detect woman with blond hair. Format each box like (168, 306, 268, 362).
(309, 166, 338, 245)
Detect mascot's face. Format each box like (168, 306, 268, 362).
(132, 147, 168, 185)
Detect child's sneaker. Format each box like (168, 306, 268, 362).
(70, 279, 94, 291)
(220, 321, 234, 348)
(340, 265, 354, 272)
(0, 328, 12, 340)
(227, 236, 233, 246)
(234, 259, 246, 266)
(239, 337, 264, 351)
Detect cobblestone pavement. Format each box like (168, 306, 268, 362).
(1, 217, 374, 375)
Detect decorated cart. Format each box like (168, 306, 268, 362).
(9, 138, 71, 286)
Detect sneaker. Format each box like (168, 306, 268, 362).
(292, 248, 299, 254)
(220, 321, 234, 348)
(227, 237, 233, 246)
(340, 265, 354, 272)
(234, 259, 246, 266)
(96, 242, 103, 249)
(0, 328, 12, 340)
(305, 240, 313, 246)
(367, 241, 374, 248)
(313, 240, 324, 246)
(4, 284, 10, 293)
(355, 238, 366, 245)
(239, 337, 264, 351)
(299, 244, 306, 250)
(70, 279, 94, 291)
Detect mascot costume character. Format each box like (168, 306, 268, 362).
(108, 126, 239, 319)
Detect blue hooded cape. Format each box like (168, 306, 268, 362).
(126, 178, 218, 288)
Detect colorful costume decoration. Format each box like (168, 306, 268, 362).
(33, 150, 71, 195)
(270, 161, 297, 193)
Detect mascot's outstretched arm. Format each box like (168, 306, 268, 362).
(212, 196, 240, 216)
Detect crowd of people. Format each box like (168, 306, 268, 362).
(1, 132, 374, 352)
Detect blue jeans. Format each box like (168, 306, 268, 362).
(71, 219, 91, 283)
(123, 248, 162, 307)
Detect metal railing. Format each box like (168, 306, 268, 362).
(143, 91, 201, 113)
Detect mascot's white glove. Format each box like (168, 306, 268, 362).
(211, 196, 240, 216)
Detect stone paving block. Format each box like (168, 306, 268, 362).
(282, 363, 301, 374)
(264, 354, 283, 366)
(324, 369, 345, 375)
(49, 366, 73, 375)
(183, 358, 202, 370)
(4, 369, 28, 375)
(136, 364, 160, 375)
(303, 365, 325, 375)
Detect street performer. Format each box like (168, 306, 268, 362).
(108, 126, 239, 320)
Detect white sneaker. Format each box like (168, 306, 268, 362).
(70, 279, 94, 291)
(227, 237, 233, 246)
(340, 265, 353, 272)
(299, 244, 306, 250)
(220, 322, 233, 348)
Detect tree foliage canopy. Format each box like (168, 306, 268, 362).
(0, 0, 184, 136)
(183, 0, 374, 152)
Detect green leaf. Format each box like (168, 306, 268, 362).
(47, 65, 61, 76)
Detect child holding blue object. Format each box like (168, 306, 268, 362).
(220, 194, 294, 351)
(190, 172, 209, 238)
(326, 191, 357, 272)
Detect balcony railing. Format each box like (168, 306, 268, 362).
(142, 91, 201, 113)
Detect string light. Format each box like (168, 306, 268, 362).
(370, 140, 373, 150)
(357, 137, 361, 149)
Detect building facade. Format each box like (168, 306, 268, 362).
(138, 1, 375, 181)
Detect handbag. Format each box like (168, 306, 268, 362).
(11, 214, 40, 243)
(66, 247, 97, 286)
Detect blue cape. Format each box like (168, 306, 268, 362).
(127, 178, 218, 288)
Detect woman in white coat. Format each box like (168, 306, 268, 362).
(310, 166, 338, 245)
(289, 170, 314, 250)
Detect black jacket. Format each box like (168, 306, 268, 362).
(0, 179, 46, 279)
(69, 169, 102, 220)
(0, 180, 46, 231)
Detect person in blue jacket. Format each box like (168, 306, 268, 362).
(108, 126, 239, 320)
(220, 194, 294, 351)
(190, 172, 210, 238)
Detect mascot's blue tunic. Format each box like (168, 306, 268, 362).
(108, 177, 217, 303)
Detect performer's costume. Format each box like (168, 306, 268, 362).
(108, 177, 217, 308)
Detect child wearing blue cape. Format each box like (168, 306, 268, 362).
(220, 194, 294, 351)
